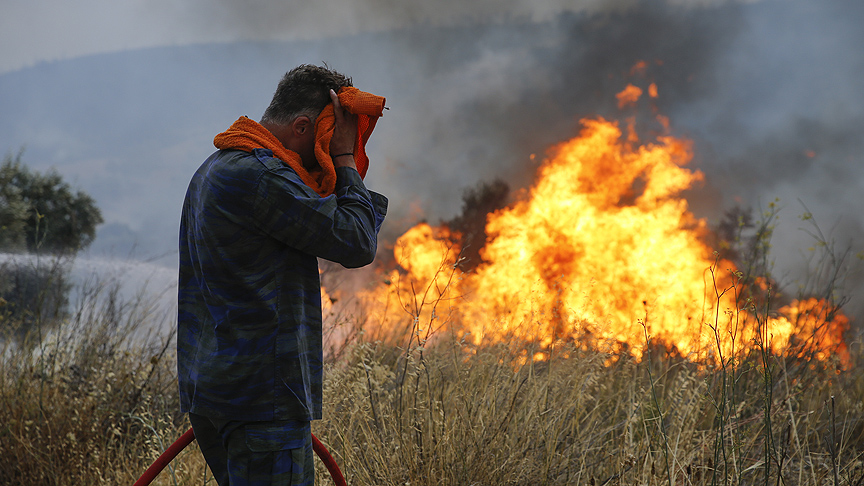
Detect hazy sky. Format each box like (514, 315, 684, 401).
(0, 0, 635, 74)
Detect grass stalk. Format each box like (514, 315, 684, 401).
(641, 320, 673, 486)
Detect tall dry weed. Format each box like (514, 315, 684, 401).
(0, 271, 197, 485)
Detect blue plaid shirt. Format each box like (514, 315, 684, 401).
(178, 148, 387, 422)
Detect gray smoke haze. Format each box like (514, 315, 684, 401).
(1, 0, 862, 320)
(0, 0, 634, 74)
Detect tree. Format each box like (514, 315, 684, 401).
(0, 152, 103, 254)
(1, 151, 101, 342)
(0, 157, 29, 250)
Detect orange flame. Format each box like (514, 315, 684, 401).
(630, 60, 649, 76)
(775, 298, 850, 364)
(616, 84, 643, 109)
(355, 100, 849, 367)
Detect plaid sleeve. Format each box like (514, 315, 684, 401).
(252, 157, 388, 268)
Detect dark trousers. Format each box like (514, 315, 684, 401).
(188, 413, 315, 486)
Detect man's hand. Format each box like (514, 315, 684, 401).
(329, 89, 358, 170)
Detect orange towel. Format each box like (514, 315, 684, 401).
(314, 86, 386, 181)
(213, 87, 385, 197)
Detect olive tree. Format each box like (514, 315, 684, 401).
(0, 152, 102, 254)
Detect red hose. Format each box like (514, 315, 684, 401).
(132, 428, 195, 486)
(133, 427, 346, 486)
(311, 432, 347, 486)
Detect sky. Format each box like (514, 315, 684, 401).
(0, 0, 628, 74)
(2, 0, 863, 321)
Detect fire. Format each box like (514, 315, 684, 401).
(469, 119, 708, 345)
(616, 84, 643, 109)
(354, 96, 849, 366)
(630, 60, 649, 76)
(776, 298, 850, 364)
(392, 223, 457, 287)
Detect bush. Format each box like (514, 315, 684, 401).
(0, 255, 71, 345)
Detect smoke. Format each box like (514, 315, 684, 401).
(355, 0, 864, 316)
(134, 0, 622, 40)
(362, 2, 746, 222)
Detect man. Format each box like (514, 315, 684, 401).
(178, 64, 387, 485)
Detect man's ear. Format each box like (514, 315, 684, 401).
(292, 115, 312, 136)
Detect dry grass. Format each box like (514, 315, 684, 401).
(0, 269, 200, 485)
(314, 333, 864, 486)
(1, 260, 862, 485)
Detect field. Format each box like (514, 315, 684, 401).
(1, 253, 862, 486)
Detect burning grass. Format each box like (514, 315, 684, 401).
(309, 103, 863, 484)
(313, 245, 862, 485)
(0, 259, 862, 485)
